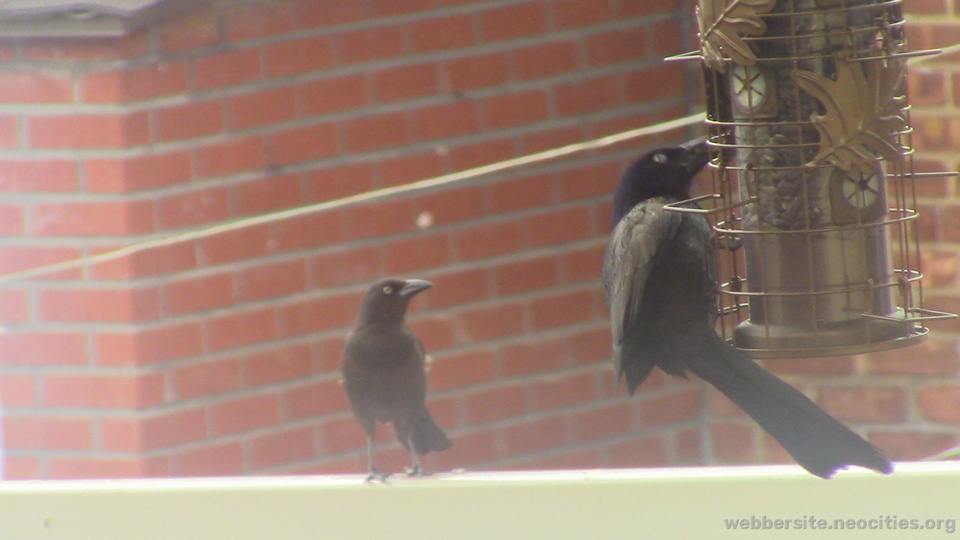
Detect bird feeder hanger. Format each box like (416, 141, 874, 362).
(668, 0, 956, 358)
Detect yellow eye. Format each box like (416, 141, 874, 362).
(382, 286, 394, 294)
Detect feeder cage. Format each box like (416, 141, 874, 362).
(677, 0, 955, 358)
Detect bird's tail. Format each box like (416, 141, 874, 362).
(688, 333, 892, 478)
(403, 409, 453, 455)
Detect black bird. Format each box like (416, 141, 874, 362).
(341, 278, 452, 482)
(602, 138, 892, 478)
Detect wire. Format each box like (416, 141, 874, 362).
(0, 112, 706, 285)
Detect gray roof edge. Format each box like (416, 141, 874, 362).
(0, 0, 197, 37)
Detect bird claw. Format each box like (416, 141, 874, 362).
(364, 470, 391, 484)
(405, 464, 425, 477)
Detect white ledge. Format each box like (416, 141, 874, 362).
(1, 462, 958, 539)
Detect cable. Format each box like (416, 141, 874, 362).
(0, 112, 706, 284)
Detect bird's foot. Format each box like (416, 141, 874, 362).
(405, 464, 433, 477)
(364, 469, 392, 484)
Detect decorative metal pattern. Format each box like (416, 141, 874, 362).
(697, 0, 776, 72)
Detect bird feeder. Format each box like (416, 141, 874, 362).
(673, 0, 955, 358)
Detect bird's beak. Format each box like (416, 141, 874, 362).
(680, 136, 710, 174)
(399, 279, 433, 297)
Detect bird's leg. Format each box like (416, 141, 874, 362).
(364, 432, 390, 484)
(404, 436, 425, 477)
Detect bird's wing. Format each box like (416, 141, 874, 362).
(603, 198, 682, 374)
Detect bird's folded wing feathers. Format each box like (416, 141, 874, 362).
(604, 199, 682, 349)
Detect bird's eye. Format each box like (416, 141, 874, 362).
(382, 286, 394, 295)
(653, 153, 667, 163)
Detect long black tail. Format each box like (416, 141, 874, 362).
(403, 409, 453, 455)
(689, 333, 892, 478)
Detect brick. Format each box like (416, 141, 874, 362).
(458, 301, 526, 341)
(711, 421, 758, 463)
(210, 393, 282, 436)
(637, 388, 702, 427)
(562, 242, 606, 284)
(159, 6, 220, 53)
(514, 40, 579, 80)
(172, 357, 242, 400)
(23, 34, 148, 61)
(608, 435, 671, 468)
(80, 62, 188, 103)
(482, 89, 550, 129)
(49, 458, 151, 480)
(550, 0, 617, 28)
(237, 259, 309, 302)
(171, 442, 244, 477)
(377, 151, 446, 187)
(1, 373, 36, 407)
(448, 137, 515, 171)
(0, 202, 24, 235)
(155, 100, 225, 142)
(196, 135, 268, 178)
(383, 233, 451, 274)
(455, 219, 525, 260)
(86, 150, 193, 193)
(0, 70, 72, 103)
(868, 431, 957, 461)
(409, 14, 476, 52)
(463, 384, 528, 424)
(0, 114, 17, 148)
(374, 63, 440, 102)
(244, 343, 314, 386)
(91, 242, 197, 280)
(157, 186, 231, 229)
(199, 224, 274, 265)
(301, 74, 369, 115)
(488, 174, 555, 214)
(29, 112, 149, 149)
(529, 370, 598, 410)
(530, 288, 598, 330)
(651, 19, 682, 57)
(0, 331, 86, 366)
(369, 0, 436, 17)
(623, 64, 685, 104)
(526, 205, 593, 246)
(228, 86, 298, 130)
(101, 417, 141, 452)
(224, 1, 294, 42)
(408, 315, 457, 351)
(493, 255, 561, 296)
(266, 35, 335, 77)
(142, 407, 208, 450)
(920, 248, 959, 288)
(276, 294, 351, 337)
(310, 245, 383, 287)
(503, 417, 567, 456)
(0, 289, 28, 322)
(38, 286, 161, 323)
(569, 402, 632, 443)
(429, 349, 497, 391)
(249, 426, 317, 470)
(297, 0, 366, 29)
(95, 322, 204, 366)
(904, 0, 947, 14)
(413, 100, 480, 141)
(233, 174, 302, 216)
(430, 430, 498, 471)
(819, 387, 909, 423)
(304, 163, 376, 202)
(32, 199, 155, 236)
(479, 3, 547, 41)
(283, 378, 350, 419)
(342, 111, 410, 152)
(417, 184, 487, 226)
(269, 123, 339, 166)
(444, 52, 510, 92)
(0, 245, 82, 278)
(500, 336, 569, 377)
(335, 25, 407, 64)
(345, 198, 416, 239)
(4, 416, 92, 450)
(193, 48, 262, 91)
(206, 306, 278, 352)
(557, 161, 621, 201)
(272, 210, 344, 252)
(556, 75, 620, 116)
(4, 457, 42, 480)
(919, 386, 960, 423)
(585, 26, 648, 66)
(43, 372, 164, 409)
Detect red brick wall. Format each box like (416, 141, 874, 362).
(2, 0, 957, 481)
(0, 0, 705, 479)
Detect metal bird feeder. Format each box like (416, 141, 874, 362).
(673, 0, 956, 358)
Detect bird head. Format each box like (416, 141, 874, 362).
(611, 137, 711, 227)
(357, 278, 433, 326)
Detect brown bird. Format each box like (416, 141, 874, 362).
(341, 278, 452, 482)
